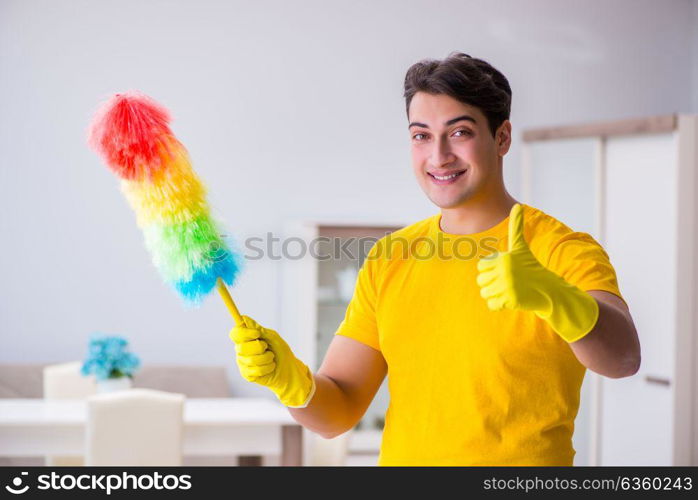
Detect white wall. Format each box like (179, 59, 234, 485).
(0, 0, 695, 398)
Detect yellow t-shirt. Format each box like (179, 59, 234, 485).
(335, 204, 624, 466)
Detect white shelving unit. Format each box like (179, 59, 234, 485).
(281, 219, 407, 459)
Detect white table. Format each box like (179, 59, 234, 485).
(0, 398, 302, 466)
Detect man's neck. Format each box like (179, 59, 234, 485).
(439, 192, 518, 235)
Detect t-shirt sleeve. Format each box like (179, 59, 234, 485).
(546, 232, 627, 307)
(334, 239, 382, 352)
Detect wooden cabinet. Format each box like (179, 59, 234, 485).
(522, 115, 698, 465)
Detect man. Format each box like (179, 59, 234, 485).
(229, 53, 641, 466)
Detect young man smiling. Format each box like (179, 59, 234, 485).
(229, 53, 641, 466)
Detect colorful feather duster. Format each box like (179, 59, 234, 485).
(88, 91, 243, 323)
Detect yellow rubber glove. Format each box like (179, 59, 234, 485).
(229, 315, 316, 408)
(476, 204, 600, 343)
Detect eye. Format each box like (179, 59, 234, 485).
(412, 132, 429, 141)
(453, 129, 473, 138)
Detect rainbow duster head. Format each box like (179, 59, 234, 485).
(88, 91, 242, 304)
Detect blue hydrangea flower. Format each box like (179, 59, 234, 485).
(81, 334, 141, 380)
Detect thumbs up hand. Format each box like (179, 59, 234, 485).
(476, 204, 551, 313)
(476, 204, 600, 343)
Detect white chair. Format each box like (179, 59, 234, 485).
(86, 388, 184, 466)
(43, 361, 97, 400)
(132, 365, 235, 465)
(43, 361, 97, 465)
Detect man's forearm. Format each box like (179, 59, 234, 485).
(287, 373, 356, 439)
(568, 291, 641, 378)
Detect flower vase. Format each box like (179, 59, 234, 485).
(97, 377, 132, 393)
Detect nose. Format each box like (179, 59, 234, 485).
(429, 136, 456, 168)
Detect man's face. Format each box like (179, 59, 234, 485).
(408, 92, 510, 209)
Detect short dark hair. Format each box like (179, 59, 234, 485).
(403, 52, 512, 138)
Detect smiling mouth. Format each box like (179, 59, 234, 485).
(427, 169, 467, 182)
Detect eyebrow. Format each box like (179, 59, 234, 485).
(408, 114, 477, 129)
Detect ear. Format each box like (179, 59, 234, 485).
(496, 120, 512, 156)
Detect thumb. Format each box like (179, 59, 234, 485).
(241, 315, 259, 329)
(508, 203, 527, 251)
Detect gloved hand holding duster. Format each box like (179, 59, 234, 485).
(230, 316, 316, 408)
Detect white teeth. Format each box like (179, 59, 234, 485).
(432, 172, 461, 180)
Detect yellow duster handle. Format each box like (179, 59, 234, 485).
(216, 278, 244, 326)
